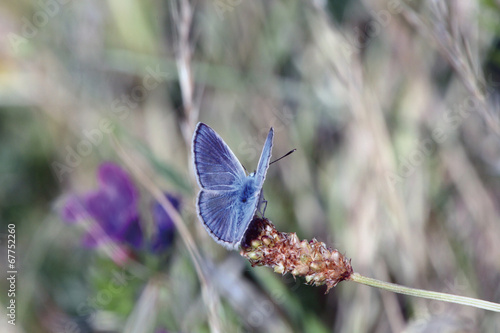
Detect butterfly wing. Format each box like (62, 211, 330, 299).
(197, 189, 258, 249)
(192, 123, 273, 249)
(254, 128, 274, 187)
(192, 123, 246, 191)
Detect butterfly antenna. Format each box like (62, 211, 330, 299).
(269, 149, 296, 165)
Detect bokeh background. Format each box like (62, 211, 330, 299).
(1, 0, 500, 332)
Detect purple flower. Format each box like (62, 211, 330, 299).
(150, 194, 181, 253)
(61, 162, 143, 249)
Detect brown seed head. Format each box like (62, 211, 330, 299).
(240, 217, 353, 292)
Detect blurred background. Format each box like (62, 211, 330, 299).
(1, 0, 500, 332)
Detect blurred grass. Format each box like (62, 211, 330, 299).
(1, 0, 500, 332)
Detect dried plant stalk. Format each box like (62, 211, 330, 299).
(239, 218, 500, 312)
(240, 217, 353, 292)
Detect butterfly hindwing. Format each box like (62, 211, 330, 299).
(197, 189, 258, 248)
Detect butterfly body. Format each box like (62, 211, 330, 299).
(192, 123, 273, 249)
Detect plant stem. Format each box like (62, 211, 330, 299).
(350, 273, 500, 312)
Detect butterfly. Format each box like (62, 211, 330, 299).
(192, 122, 273, 249)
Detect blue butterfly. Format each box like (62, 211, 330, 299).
(192, 122, 273, 249)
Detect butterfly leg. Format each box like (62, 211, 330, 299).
(257, 189, 268, 217)
(261, 199, 268, 216)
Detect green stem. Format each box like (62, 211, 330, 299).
(349, 272, 500, 312)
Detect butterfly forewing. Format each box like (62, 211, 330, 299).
(255, 128, 274, 186)
(192, 123, 246, 191)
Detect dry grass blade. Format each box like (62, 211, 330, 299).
(112, 135, 223, 333)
